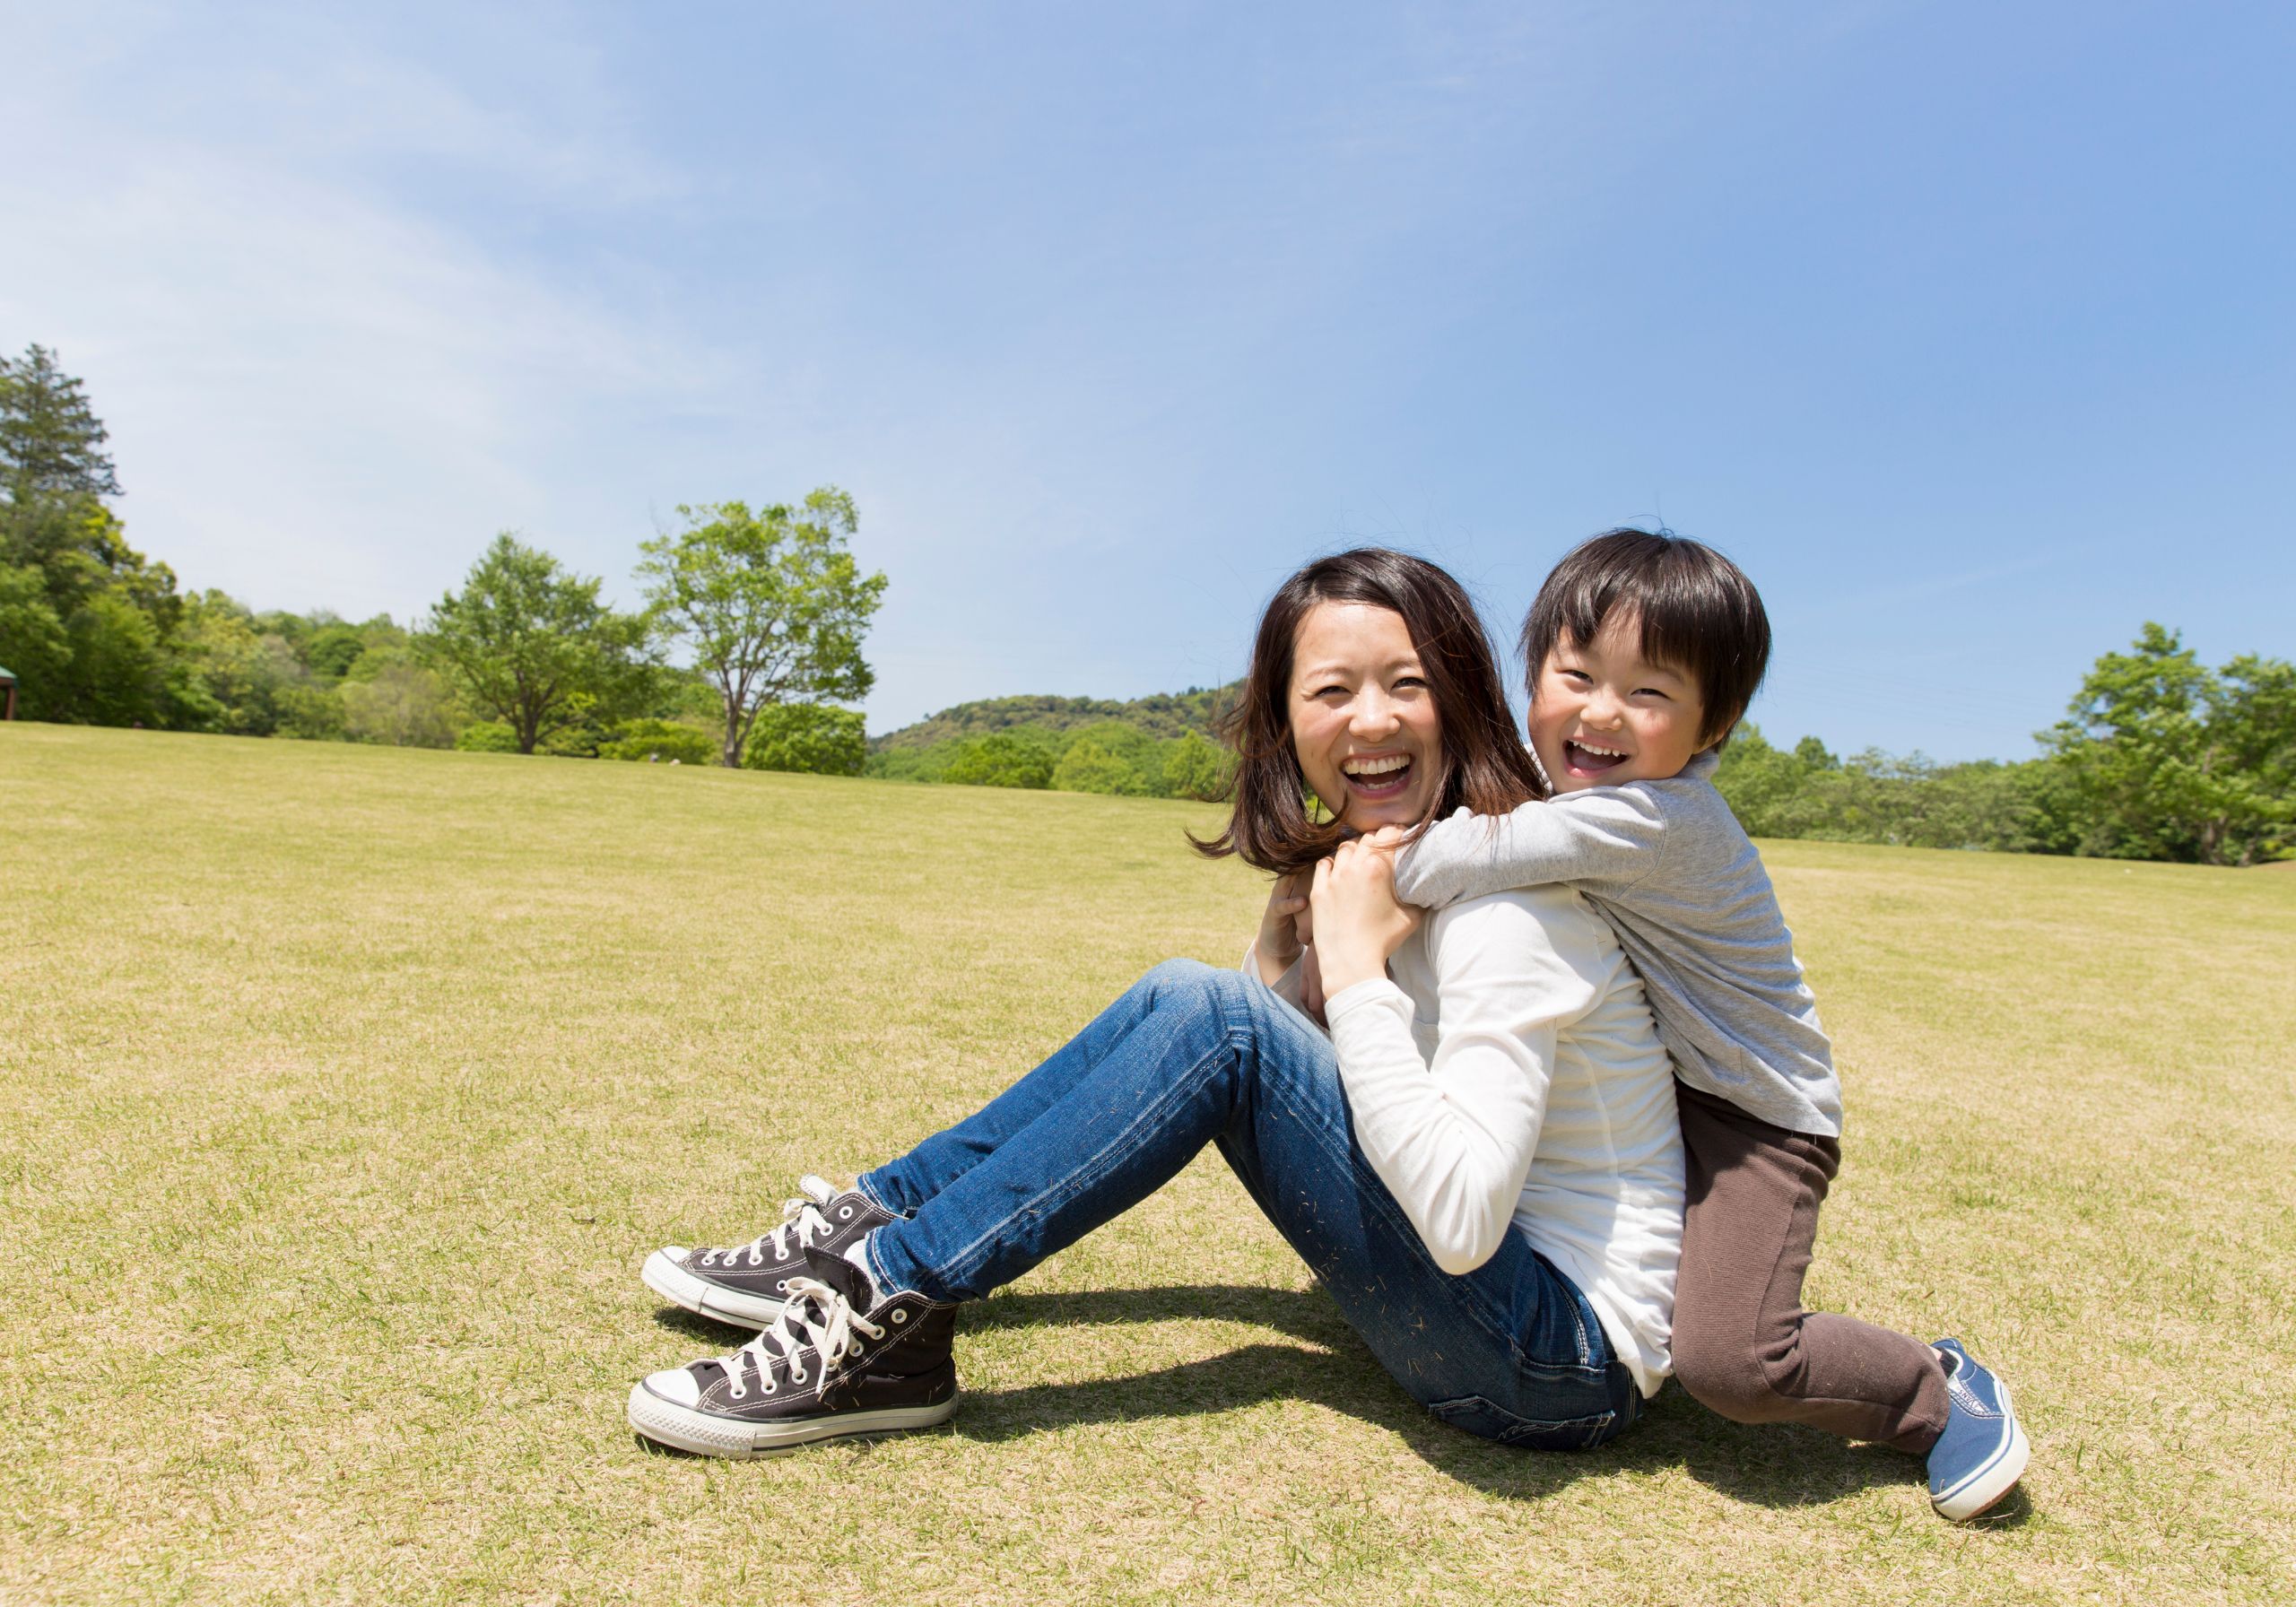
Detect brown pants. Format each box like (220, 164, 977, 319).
(1671, 1083, 1950, 1453)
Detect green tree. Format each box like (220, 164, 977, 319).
(456, 721, 522, 753)
(601, 718, 718, 765)
(636, 491, 888, 768)
(1056, 720, 1163, 795)
(0, 352, 208, 731)
(1160, 731, 1234, 802)
(942, 731, 1055, 788)
(304, 621, 370, 682)
(0, 563, 70, 713)
(341, 659, 458, 748)
(55, 592, 169, 726)
(174, 593, 300, 735)
(1712, 724, 1831, 838)
(1052, 737, 1151, 795)
(417, 534, 653, 755)
(2040, 623, 2296, 865)
(743, 701, 867, 776)
(0, 343, 120, 507)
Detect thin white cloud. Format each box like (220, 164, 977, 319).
(0, 2, 717, 620)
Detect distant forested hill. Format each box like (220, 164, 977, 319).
(871, 683, 1240, 751)
(862, 682, 1244, 798)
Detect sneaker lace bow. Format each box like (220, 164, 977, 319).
(720, 1277, 883, 1401)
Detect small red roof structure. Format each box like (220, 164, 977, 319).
(0, 665, 15, 722)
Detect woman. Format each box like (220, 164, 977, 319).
(628, 549, 1684, 1457)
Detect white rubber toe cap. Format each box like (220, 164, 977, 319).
(643, 1367, 703, 1407)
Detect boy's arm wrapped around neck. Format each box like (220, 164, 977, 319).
(1390, 785, 1671, 910)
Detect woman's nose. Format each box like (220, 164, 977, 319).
(1350, 690, 1402, 737)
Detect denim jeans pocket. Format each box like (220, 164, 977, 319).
(1426, 1394, 1619, 1452)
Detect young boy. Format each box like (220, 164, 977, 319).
(1387, 528, 2029, 1521)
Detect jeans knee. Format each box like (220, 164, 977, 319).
(1144, 958, 1248, 1013)
(1144, 957, 1216, 989)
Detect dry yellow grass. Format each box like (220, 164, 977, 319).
(2, 722, 2291, 1605)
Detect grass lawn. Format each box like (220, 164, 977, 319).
(3, 722, 2292, 1605)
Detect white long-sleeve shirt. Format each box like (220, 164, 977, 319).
(1257, 886, 1684, 1395)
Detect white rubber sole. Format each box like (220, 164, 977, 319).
(1932, 1399, 2031, 1521)
(640, 1249, 787, 1331)
(626, 1380, 959, 1457)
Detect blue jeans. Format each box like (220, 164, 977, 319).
(859, 959, 1643, 1450)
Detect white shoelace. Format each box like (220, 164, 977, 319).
(719, 1277, 884, 1401)
(700, 1185, 837, 1269)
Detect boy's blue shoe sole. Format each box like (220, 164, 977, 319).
(1927, 1337, 2030, 1521)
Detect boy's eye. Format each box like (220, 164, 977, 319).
(1634, 687, 1672, 700)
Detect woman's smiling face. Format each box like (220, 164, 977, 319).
(1287, 601, 1444, 833)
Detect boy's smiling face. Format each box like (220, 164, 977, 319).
(1529, 611, 1709, 792)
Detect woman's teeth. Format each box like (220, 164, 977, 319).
(1342, 754, 1413, 794)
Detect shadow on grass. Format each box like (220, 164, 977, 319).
(652, 1283, 1951, 1512)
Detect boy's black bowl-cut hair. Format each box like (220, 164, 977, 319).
(1522, 528, 1770, 751)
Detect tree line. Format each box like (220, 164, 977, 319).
(866, 718, 1235, 800)
(1713, 625, 2294, 867)
(2, 343, 2285, 862)
(0, 343, 883, 773)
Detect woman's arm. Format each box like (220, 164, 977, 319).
(1320, 888, 1604, 1274)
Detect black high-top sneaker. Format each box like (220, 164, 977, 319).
(628, 1245, 959, 1457)
(641, 1176, 896, 1330)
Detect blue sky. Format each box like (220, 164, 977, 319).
(4, 1, 2289, 758)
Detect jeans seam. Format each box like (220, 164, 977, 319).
(854, 1173, 903, 1217)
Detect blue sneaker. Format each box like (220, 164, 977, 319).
(1926, 1338, 2030, 1520)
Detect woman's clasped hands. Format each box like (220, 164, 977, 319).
(1254, 826, 1422, 1021)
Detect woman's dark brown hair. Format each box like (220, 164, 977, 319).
(1193, 548, 1544, 875)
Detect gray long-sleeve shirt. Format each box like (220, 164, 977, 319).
(1389, 750, 1842, 1137)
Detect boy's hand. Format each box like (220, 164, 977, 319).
(1309, 835, 1422, 996)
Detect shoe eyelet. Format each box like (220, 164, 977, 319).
(839, 1206, 853, 1219)
(891, 1310, 908, 1324)
(775, 1280, 787, 1290)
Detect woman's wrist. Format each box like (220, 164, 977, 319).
(1315, 943, 1386, 996)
